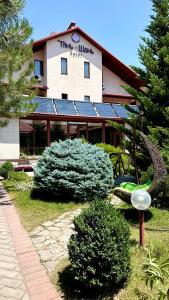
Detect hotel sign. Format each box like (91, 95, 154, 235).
(58, 40, 94, 54)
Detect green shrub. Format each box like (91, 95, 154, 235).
(34, 139, 114, 201)
(143, 251, 169, 299)
(14, 181, 34, 192)
(8, 171, 31, 182)
(0, 161, 14, 179)
(140, 165, 153, 184)
(68, 199, 131, 291)
(96, 143, 129, 175)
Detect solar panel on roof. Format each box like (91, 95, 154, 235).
(94, 103, 117, 118)
(75, 101, 97, 116)
(54, 100, 77, 115)
(112, 104, 129, 118)
(33, 97, 55, 114)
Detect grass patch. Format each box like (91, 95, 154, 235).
(3, 180, 85, 231)
(119, 202, 169, 228)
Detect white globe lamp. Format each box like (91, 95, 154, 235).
(131, 190, 151, 247)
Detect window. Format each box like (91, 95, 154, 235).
(34, 60, 43, 77)
(84, 62, 90, 78)
(84, 95, 90, 102)
(61, 58, 67, 74)
(62, 93, 68, 99)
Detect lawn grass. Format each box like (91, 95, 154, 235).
(117, 203, 169, 299)
(51, 203, 169, 300)
(118, 202, 169, 228)
(118, 229, 169, 300)
(3, 180, 85, 231)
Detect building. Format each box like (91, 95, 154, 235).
(0, 22, 142, 160)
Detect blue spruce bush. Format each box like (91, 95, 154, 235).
(34, 139, 113, 201)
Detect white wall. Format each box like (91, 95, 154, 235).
(0, 118, 20, 159)
(102, 66, 131, 96)
(46, 32, 103, 102)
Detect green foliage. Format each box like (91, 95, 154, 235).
(5, 170, 33, 191)
(34, 139, 114, 201)
(0, 161, 14, 179)
(96, 143, 131, 176)
(140, 165, 153, 184)
(96, 142, 122, 157)
(109, 0, 169, 173)
(14, 181, 34, 192)
(8, 170, 31, 182)
(68, 199, 131, 291)
(0, 0, 35, 126)
(143, 250, 169, 299)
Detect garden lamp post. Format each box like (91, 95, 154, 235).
(131, 190, 151, 247)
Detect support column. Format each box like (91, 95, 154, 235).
(86, 123, 88, 141)
(77, 125, 80, 138)
(67, 122, 70, 138)
(47, 120, 51, 146)
(102, 122, 106, 143)
(32, 120, 35, 156)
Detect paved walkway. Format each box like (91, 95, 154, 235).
(0, 183, 61, 300)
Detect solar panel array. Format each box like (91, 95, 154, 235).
(33, 97, 137, 119)
(75, 101, 97, 116)
(32, 97, 55, 114)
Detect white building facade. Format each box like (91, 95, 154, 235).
(0, 22, 141, 160)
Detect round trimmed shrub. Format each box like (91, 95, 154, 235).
(68, 199, 131, 291)
(0, 161, 14, 179)
(34, 139, 113, 201)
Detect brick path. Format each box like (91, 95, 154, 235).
(0, 183, 61, 300)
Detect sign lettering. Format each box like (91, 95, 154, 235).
(58, 40, 94, 54)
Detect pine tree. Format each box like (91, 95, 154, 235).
(111, 0, 169, 171)
(0, 0, 35, 127)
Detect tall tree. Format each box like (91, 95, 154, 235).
(111, 0, 169, 171)
(0, 0, 35, 127)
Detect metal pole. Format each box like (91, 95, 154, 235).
(139, 211, 144, 247)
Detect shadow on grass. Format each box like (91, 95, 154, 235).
(58, 265, 122, 300)
(130, 238, 139, 247)
(31, 188, 84, 204)
(117, 207, 153, 225)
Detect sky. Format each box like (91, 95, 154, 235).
(23, 0, 152, 68)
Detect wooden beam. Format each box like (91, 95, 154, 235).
(102, 122, 106, 143)
(77, 125, 80, 138)
(67, 122, 70, 138)
(86, 123, 88, 141)
(21, 113, 124, 124)
(47, 120, 50, 146)
(32, 120, 35, 155)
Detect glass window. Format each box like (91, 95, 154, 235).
(34, 60, 43, 76)
(61, 58, 67, 74)
(62, 93, 68, 99)
(84, 95, 90, 102)
(84, 62, 90, 78)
